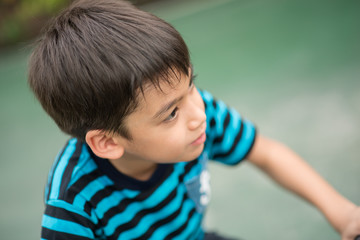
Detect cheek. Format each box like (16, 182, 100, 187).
(165, 135, 182, 146)
(138, 127, 183, 146)
(162, 126, 188, 146)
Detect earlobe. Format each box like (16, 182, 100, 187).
(85, 130, 125, 160)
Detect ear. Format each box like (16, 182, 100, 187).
(85, 130, 125, 160)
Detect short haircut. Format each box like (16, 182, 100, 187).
(28, 0, 190, 140)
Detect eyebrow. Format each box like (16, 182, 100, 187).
(153, 96, 184, 120)
(152, 71, 194, 120)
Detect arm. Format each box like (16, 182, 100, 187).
(247, 135, 360, 239)
(41, 200, 96, 239)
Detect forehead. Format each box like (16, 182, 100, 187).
(130, 70, 190, 118)
(141, 71, 187, 106)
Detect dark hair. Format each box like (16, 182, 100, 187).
(28, 0, 190, 140)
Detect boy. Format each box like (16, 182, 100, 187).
(28, 0, 360, 239)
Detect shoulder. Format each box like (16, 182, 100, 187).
(199, 89, 257, 164)
(198, 89, 229, 118)
(198, 88, 214, 107)
(44, 138, 100, 203)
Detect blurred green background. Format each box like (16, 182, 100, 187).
(0, 0, 359, 239)
(0, 0, 69, 48)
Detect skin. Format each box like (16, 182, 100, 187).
(86, 69, 207, 180)
(110, 70, 206, 180)
(86, 69, 360, 239)
(247, 136, 360, 239)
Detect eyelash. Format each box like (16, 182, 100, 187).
(163, 75, 196, 123)
(164, 107, 179, 122)
(190, 74, 197, 87)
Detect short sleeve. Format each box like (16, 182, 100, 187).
(200, 90, 256, 165)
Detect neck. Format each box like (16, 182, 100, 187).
(108, 156, 158, 181)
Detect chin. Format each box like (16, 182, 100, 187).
(186, 144, 204, 161)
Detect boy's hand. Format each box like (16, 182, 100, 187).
(341, 206, 360, 240)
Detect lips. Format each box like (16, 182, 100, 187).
(191, 132, 206, 146)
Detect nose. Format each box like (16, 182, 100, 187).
(187, 99, 206, 131)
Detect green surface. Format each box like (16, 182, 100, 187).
(1, 0, 359, 239)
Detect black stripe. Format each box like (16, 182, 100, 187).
(46, 140, 70, 201)
(164, 208, 197, 240)
(211, 99, 217, 109)
(213, 111, 231, 144)
(45, 204, 96, 230)
(59, 141, 83, 199)
(213, 121, 244, 161)
(41, 227, 92, 240)
(89, 185, 116, 209)
(133, 192, 188, 240)
(100, 165, 174, 227)
(83, 201, 93, 216)
(110, 187, 179, 239)
(210, 118, 216, 128)
(63, 170, 105, 203)
(100, 159, 197, 229)
(181, 158, 199, 181)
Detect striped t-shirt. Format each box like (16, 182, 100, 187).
(41, 90, 256, 240)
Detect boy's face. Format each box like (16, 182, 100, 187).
(119, 70, 207, 164)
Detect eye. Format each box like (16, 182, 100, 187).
(190, 73, 197, 86)
(189, 74, 197, 90)
(189, 81, 194, 90)
(164, 107, 178, 122)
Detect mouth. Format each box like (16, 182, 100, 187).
(191, 132, 206, 146)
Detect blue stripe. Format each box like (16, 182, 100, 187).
(192, 227, 204, 240)
(199, 90, 213, 104)
(42, 214, 94, 238)
(221, 119, 256, 164)
(173, 210, 202, 240)
(68, 145, 98, 186)
(49, 139, 77, 200)
(45, 143, 69, 202)
(95, 189, 139, 219)
(201, 90, 256, 164)
(237, 120, 256, 158)
(118, 184, 187, 239)
(214, 120, 255, 164)
(72, 175, 113, 211)
(211, 100, 229, 137)
(104, 163, 186, 235)
(182, 160, 201, 182)
(150, 199, 197, 240)
(46, 199, 97, 224)
(211, 108, 241, 154)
